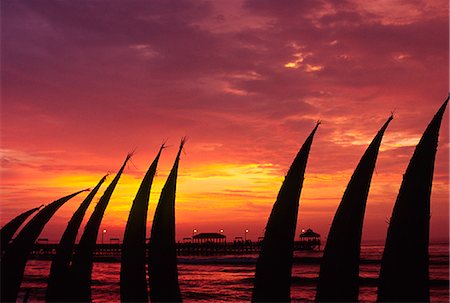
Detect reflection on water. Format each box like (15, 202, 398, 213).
(18, 243, 449, 302)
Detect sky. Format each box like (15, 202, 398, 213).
(1, 0, 448, 244)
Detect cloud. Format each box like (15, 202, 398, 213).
(1, 0, 448, 241)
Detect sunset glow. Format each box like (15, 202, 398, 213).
(1, 0, 448, 245)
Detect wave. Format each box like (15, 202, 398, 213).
(235, 277, 449, 287)
(26, 254, 447, 267)
(178, 256, 257, 265)
(294, 256, 447, 265)
(290, 277, 449, 287)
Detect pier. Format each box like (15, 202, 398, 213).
(27, 240, 319, 260)
(22, 230, 321, 260)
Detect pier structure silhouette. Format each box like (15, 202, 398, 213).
(26, 235, 321, 260)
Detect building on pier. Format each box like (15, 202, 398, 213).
(299, 228, 321, 250)
(193, 232, 226, 244)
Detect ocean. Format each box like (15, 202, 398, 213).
(18, 243, 449, 302)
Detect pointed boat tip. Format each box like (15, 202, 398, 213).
(101, 173, 110, 184)
(170, 137, 188, 162)
(180, 136, 188, 146)
(160, 140, 168, 151)
(122, 152, 134, 167)
(152, 142, 166, 163)
(441, 94, 449, 109)
(432, 96, 449, 120)
(388, 112, 394, 121)
(179, 137, 188, 152)
(381, 113, 394, 129)
(158, 140, 169, 155)
(38, 204, 45, 209)
(310, 120, 321, 136)
(75, 188, 90, 195)
(127, 149, 136, 160)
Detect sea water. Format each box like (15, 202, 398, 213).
(18, 243, 449, 302)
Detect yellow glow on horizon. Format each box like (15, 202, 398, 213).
(2, 150, 447, 242)
(6, 160, 406, 223)
(92, 162, 284, 225)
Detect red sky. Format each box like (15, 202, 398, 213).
(1, 0, 448, 243)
